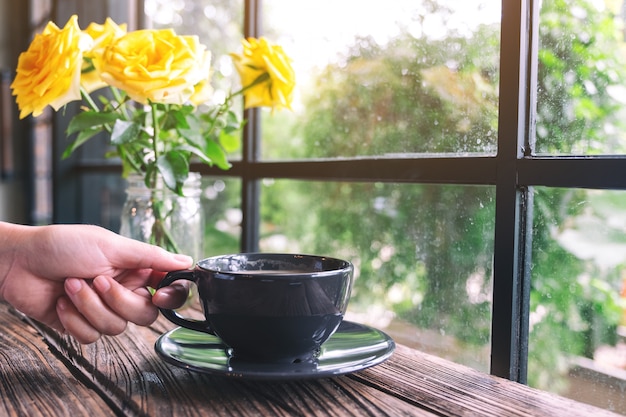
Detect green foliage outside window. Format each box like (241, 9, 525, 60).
(262, 0, 626, 392)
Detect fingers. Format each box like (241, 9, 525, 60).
(56, 296, 102, 344)
(58, 276, 156, 344)
(152, 281, 192, 310)
(92, 275, 159, 326)
(56, 273, 185, 344)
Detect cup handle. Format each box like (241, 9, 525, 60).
(157, 269, 214, 334)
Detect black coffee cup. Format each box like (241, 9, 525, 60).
(158, 253, 354, 363)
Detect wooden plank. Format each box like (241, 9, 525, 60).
(9, 300, 621, 417)
(351, 344, 623, 417)
(0, 303, 112, 417)
(25, 310, 437, 417)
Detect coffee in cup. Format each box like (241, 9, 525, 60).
(157, 253, 354, 363)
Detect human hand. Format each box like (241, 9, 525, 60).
(0, 222, 193, 343)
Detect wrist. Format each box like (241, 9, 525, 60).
(0, 221, 32, 301)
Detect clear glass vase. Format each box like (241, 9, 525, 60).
(120, 173, 203, 261)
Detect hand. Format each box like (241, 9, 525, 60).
(0, 222, 193, 343)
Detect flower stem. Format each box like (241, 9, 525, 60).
(203, 72, 270, 137)
(150, 197, 182, 254)
(110, 87, 132, 119)
(145, 102, 181, 253)
(150, 102, 160, 189)
(230, 72, 270, 97)
(80, 87, 100, 112)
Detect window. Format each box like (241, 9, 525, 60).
(35, 0, 626, 414)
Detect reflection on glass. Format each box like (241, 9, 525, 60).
(529, 187, 626, 412)
(536, 1, 626, 155)
(262, 0, 501, 159)
(259, 180, 495, 371)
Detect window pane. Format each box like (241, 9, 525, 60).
(259, 180, 495, 370)
(261, 0, 501, 159)
(536, 0, 626, 155)
(197, 177, 242, 257)
(529, 187, 626, 413)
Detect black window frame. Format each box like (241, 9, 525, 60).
(47, 0, 626, 384)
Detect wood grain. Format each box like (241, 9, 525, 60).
(0, 303, 111, 417)
(2, 301, 621, 417)
(23, 306, 437, 416)
(351, 344, 623, 417)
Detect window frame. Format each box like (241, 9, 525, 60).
(48, 0, 626, 384)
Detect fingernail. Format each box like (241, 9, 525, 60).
(57, 297, 68, 311)
(65, 278, 82, 295)
(93, 275, 111, 293)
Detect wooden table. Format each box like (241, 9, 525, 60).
(0, 301, 621, 417)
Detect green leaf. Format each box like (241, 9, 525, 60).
(62, 128, 103, 158)
(219, 130, 241, 153)
(161, 105, 194, 131)
(67, 111, 119, 135)
(117, 145, 145, 176)
(111, 119, 142, 145)
(205, 140, 232, 170)
(175, 144, 213, 165)
(226, 110, 240, 125)
(178, 116, 205, 149)
(156, 151, 189, 194)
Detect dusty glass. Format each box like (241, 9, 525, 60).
(259, 179, 495, 371)
(261, 0, 501, 159)
(528, 187, 626, 413)
(535, 1, 626, 155)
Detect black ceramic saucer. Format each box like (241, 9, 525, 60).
(155, 320, 395, 380)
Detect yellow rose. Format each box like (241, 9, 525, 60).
(11, 15, 92, 119)
(230, 37, 295, 111)
(82, 18, 127, 93)
(189, 78, 214, 106)
(98, 28, 211, 105)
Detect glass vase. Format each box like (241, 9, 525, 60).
(120, 173, 203, 261)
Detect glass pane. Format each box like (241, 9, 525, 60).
(529, 187, 626, 413)
(261, 0, 501, 159)
(199, 177, 242, 257)
(259, 180, 495, 370)
(535, 0, 626, 155)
